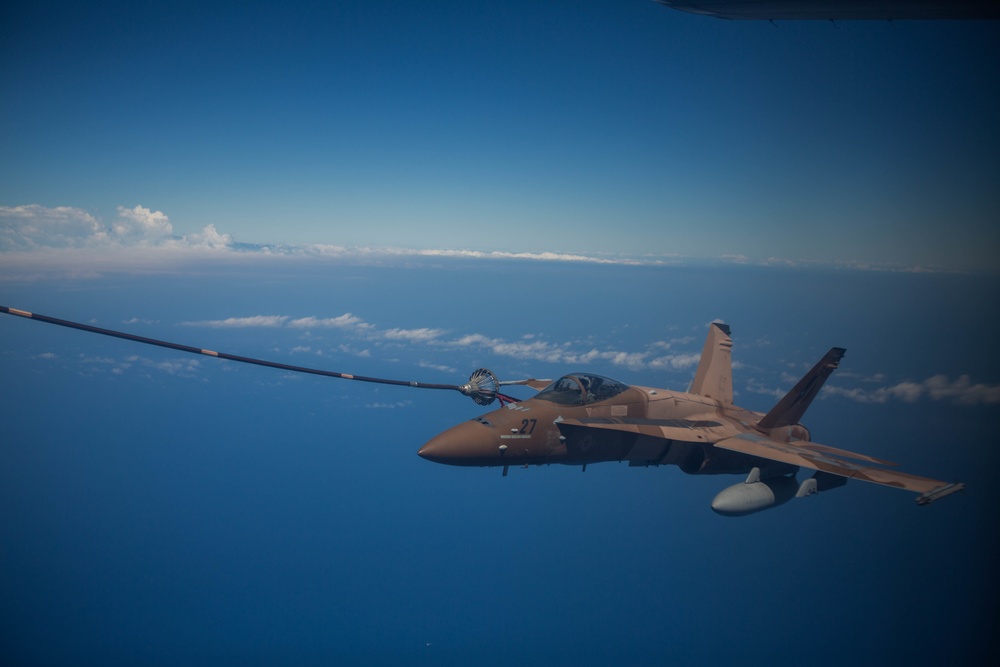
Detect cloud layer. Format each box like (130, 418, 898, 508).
(824, 375, 1000, 406)
(1, 204, 962, 275)
(175, 310, 1000, 406)
(20, 296, 998, 409)
(179, 310, 699, 374)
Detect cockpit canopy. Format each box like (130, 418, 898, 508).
(535, 373, 630, 405)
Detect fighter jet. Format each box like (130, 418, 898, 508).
(0, 306, 964, 516)
(418, 322, 963, 515)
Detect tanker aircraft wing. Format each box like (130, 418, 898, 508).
(656, 0, 1000, 20)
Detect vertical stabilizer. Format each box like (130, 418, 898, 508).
(757, 347, 846, 430)
(689, 323, 733, 404)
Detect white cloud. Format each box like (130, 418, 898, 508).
(308, 244, 350, 255)
(113, 205, 173, 239)
(438, 332, 688, 372)
(373, 247, 651, 265)
(824, 375, 1000, 406)
(487, 339, 569, 364)
(922, 375, 1000, 404)
(145, 358, 201, 376)
(444, 333, 571, 364)
(288, 314, 371, 330)
(744, 379, 787, 399)
(0, 205, 107, 249)
(452, 333, 498, 347)
(382, 327, 445, 342)
(366, 401, 413, 409)
(419, 360, 458, 374)
(649, 352, 701, 371)
(181, 223, 231, 249)
(570, 349, 649, 370)
(80, 355, 124, 365)
(182, 315, 290, 328)
(77, 352, 205, 378)
(178, 312, 447, 349)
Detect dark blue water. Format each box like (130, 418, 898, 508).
(1, 262, 997, 665)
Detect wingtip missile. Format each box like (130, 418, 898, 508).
(916, 482, 965, 505)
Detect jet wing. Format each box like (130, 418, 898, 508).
(556, 417, 731, 444)
(557, 419, 962, 504)
(712, 433, 963, 504)
(556, 417, 896, 463)
(555, 417, 737, 466)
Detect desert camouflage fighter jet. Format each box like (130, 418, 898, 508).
(0, 307, 964, 515)
(418, 322, 964, 515)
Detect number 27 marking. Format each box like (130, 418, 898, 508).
(519, 419, 536, 434)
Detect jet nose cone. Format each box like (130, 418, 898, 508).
(418, 420, 499, 466)
(417, 432, 456, 463)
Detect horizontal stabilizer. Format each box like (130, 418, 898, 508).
(757, 347, 845, 430)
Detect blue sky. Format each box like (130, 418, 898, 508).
(2, 0, 999, 270)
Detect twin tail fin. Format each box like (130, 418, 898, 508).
(757, 347, 846, 430)
(689, 322, 734, 404)
(688, 323, 844, 430)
